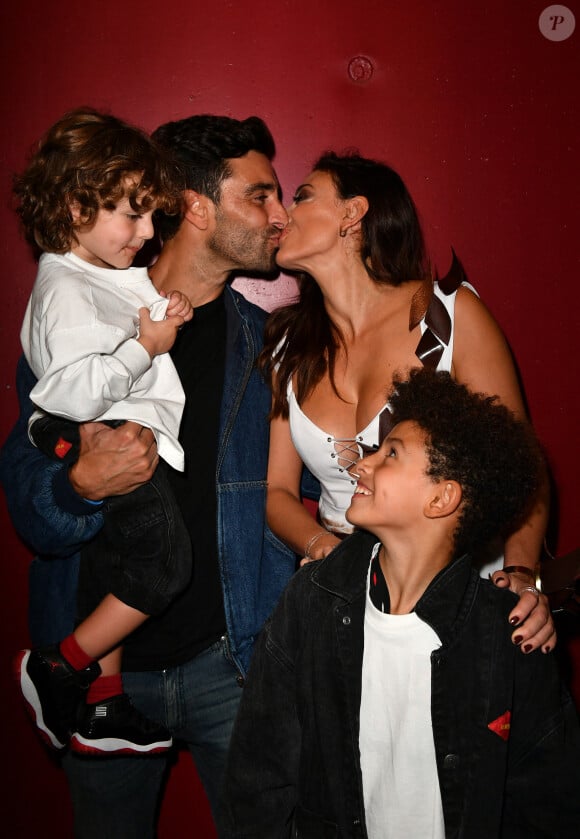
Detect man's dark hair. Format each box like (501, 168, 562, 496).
(388, 369, 544, 558)
(151, 115, 276, 239)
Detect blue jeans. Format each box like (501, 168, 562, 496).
(62, 637, 242, 839)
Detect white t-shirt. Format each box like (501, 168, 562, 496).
(359, 544, 446, 839)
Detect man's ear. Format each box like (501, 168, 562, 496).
(183, 189, 212, 231)
(424, 480, 462, 519)
(339, 195, 369, 237)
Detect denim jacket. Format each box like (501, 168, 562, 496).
(220, 529, 580, 838)
(0, 285, 305, 676)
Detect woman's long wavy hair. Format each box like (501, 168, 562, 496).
(258, 151, 429, 418)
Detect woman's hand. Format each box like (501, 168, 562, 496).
(492, 568, 556, 654)
(300, 529, 341, 566)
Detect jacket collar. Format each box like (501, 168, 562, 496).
(311, 529, 479, 646)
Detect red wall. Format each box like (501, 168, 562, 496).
(1, 2, 578, 835)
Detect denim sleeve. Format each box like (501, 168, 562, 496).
(0, 355, 104, 557)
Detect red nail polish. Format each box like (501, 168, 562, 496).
(523, 644, 533, 653)
(513, 635, 523, 645)
(509, 616, 519, 625)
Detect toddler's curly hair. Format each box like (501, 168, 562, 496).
(14, 107, 181, 255)
(388, 369, 544, 557)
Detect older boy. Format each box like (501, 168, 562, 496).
(220, 369, 580, 838)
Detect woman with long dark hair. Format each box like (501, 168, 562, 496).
(260, 151, 553, 651)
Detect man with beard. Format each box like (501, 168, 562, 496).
(0, 115, 298, 838)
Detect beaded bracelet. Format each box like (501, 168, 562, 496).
(304, 531, 327, 559)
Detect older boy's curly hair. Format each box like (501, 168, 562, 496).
(388, 369, 544, 557)
(13, 107, 181, 255)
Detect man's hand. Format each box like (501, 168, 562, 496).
(69, 421, 158, 501)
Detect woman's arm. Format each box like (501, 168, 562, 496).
(452, 287, 554, 651)
(267, 412, 340, 564)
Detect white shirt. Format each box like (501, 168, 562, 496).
(21, 251, 185, 471)
(288, 283, 461, 534)
(360, 544, 445, 839)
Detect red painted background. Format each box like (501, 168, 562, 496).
(1, 2, 578, 835)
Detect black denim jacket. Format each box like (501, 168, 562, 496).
(220, 530, 580, 838)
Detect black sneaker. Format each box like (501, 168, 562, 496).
(15, 646, 101, 750)
(70, 694, 173, 756)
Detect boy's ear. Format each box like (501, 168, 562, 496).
(424, 480, 462, 519)
(183, 189, 212, 231)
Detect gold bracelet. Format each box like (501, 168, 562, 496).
(503, 564, 542, 591)
(304, 531, 327, 559)
(502, 565, 535, 580)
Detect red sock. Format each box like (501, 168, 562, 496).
(59, 634, 95, 671)
(87, 674, 123, 705)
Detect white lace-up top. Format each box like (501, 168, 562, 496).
(288, 283, 463, 534)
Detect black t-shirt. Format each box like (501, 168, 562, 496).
(121, 293, 227, 670)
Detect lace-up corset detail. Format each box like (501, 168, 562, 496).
(288, 393, 386, 535)
(332, 435, 366, 472)
(286, 278, 470, 534)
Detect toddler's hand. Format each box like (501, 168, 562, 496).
(165, 290, 193, 322)
(138, 307, 184, 357)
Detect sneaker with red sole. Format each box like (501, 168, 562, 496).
(15, 646, 100, 750)
(70, 693, 173, 755)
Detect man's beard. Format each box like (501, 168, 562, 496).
(209, 216, 278, 273)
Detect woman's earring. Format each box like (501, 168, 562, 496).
(339, 228, 347, 238)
